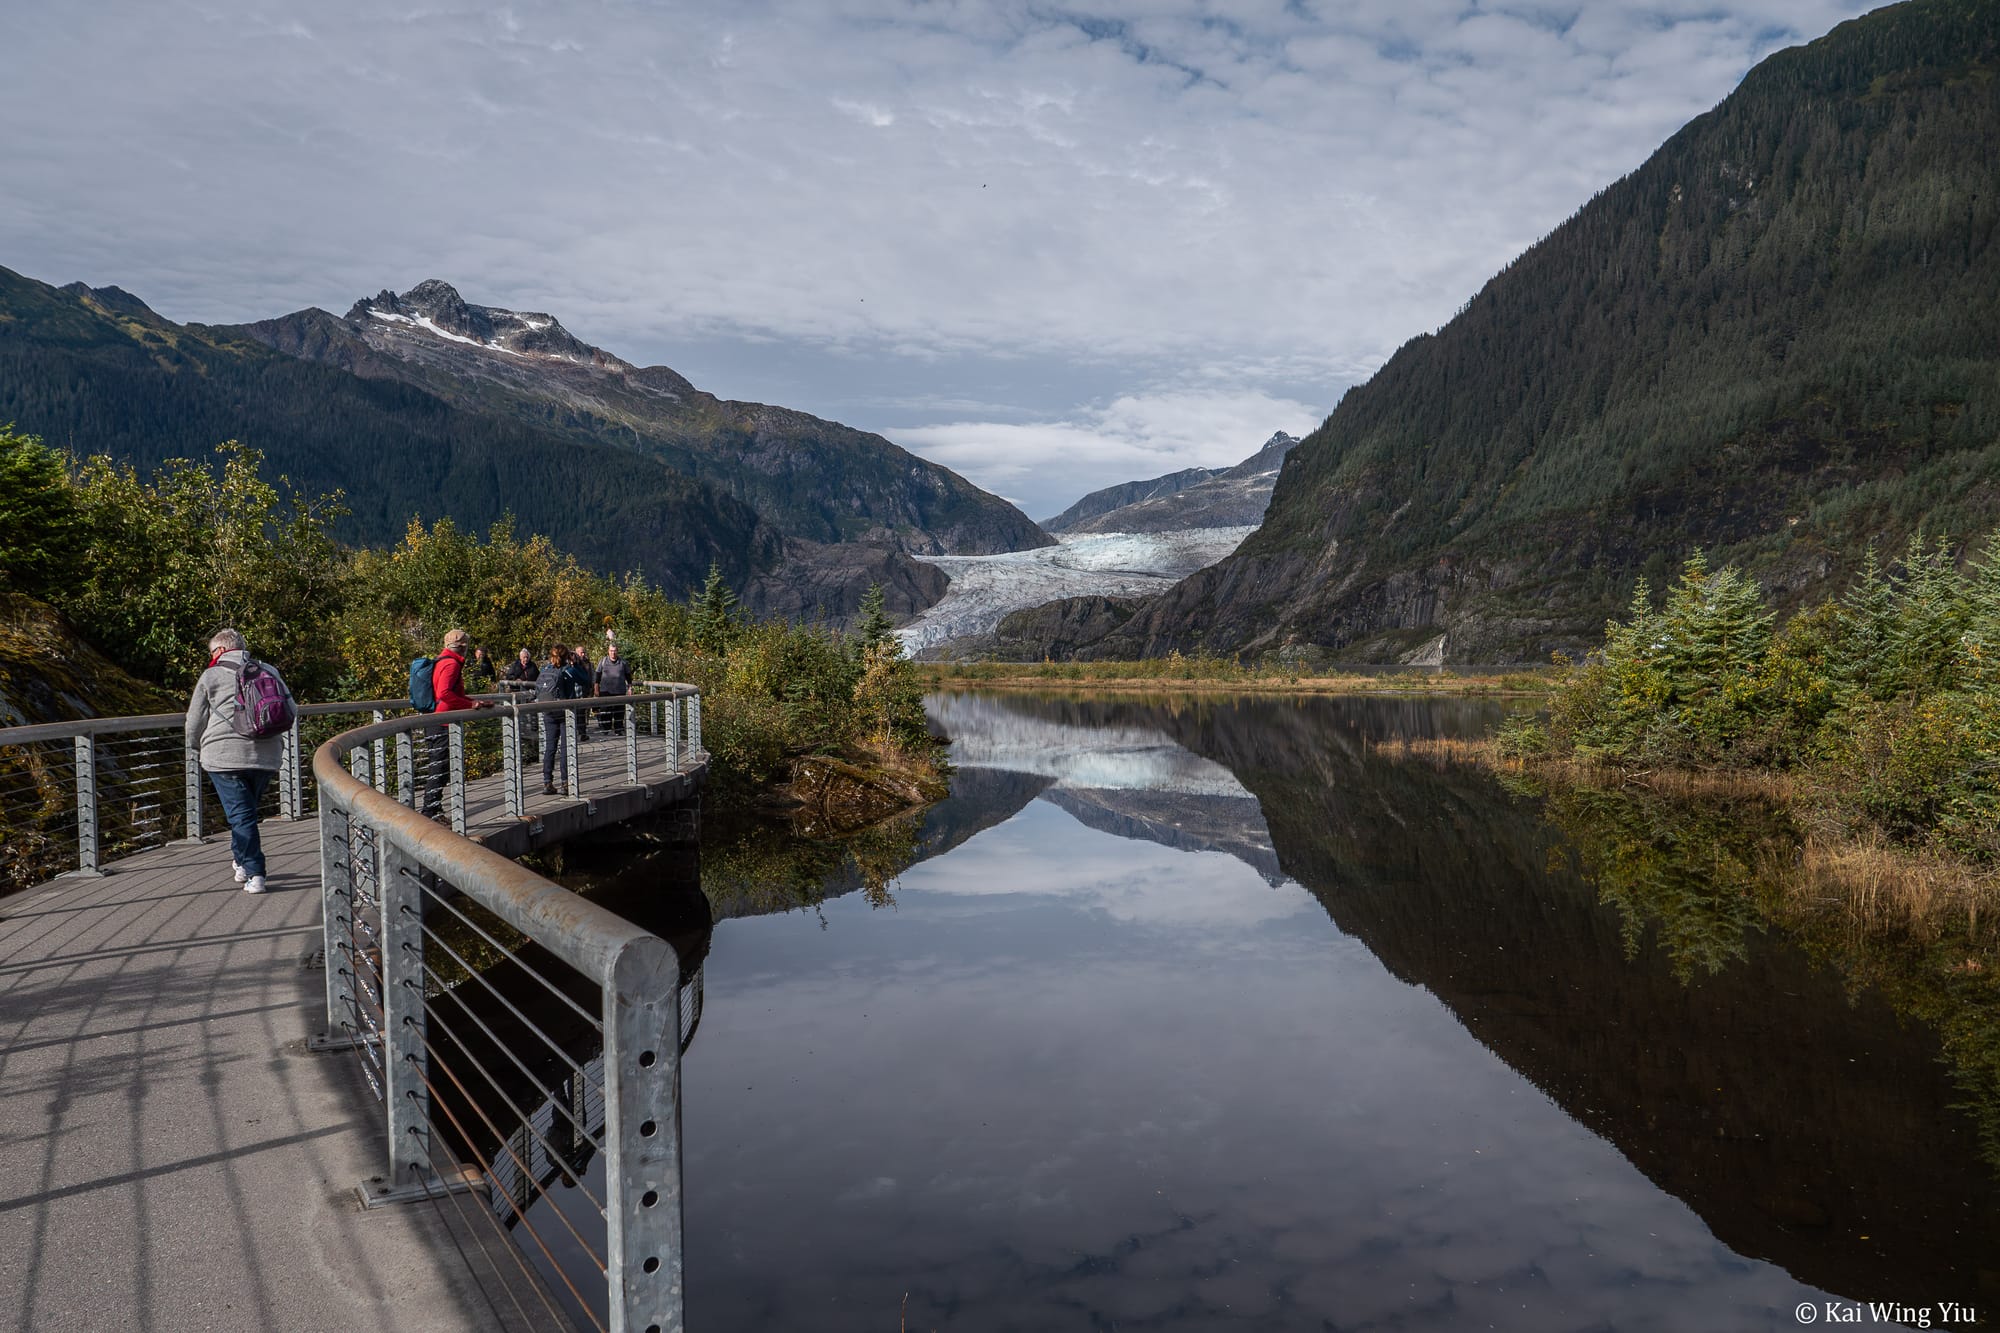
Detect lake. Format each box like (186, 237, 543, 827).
(548, 690, 1999, 1331)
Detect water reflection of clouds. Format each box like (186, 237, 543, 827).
(683, 694, 1832, 1330)
(903, 801, 1313, 931)
(688, 871, 1820, 1332)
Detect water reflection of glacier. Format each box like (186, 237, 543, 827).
(927, 693, 1284, 885)
(930, 693, 1250, 797)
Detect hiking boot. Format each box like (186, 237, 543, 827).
(244, 875, 268, 895)
(543, 782, 558, 795)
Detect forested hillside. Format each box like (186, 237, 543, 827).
(233, 282, 1050, 556)
(1100, 0, 2000, 663)
(0, 268, 779, 593)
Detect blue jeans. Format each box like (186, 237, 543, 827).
(207, 769, 274, 878)
(541, 713, 569, 788)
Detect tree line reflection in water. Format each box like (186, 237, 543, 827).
(501, 690, 1999, 1324)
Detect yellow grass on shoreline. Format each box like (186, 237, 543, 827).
(917, 664, 1552, 697)
(1380, 735, 1995, 946)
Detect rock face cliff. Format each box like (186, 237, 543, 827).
(1044, 432, 1299, 534)
(235, 282, 1051, 559)
(1089, 1, 2000, 663)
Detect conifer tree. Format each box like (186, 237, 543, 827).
(1887, 532, 1968, 697)
(691, 562, 738, 655)
(1837, 543, 1897, 699)
(853, 582, 895, 655)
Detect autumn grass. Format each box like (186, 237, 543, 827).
(919, 661, 1552, 697)
(1381, 734, 1997, 944)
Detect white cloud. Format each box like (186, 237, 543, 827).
(0, 0, 1876, 516)
(896, 386, 1322, 516)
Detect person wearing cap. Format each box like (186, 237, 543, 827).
(422, 630, 493, 816)
(431, 630, 493, 713)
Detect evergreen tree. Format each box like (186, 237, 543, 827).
(691, 562, 739, 655)
(1888, 532, 1970, 697)
(1837, 543, 1897, 699)
(853, 582, 895, 655)
(0, 427, 84, 603)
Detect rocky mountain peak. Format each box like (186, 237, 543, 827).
(344, 280, 606, 365)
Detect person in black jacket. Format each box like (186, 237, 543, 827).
(535, 646, 579, 794)
(502, 647, 534, 684)
(565, 645, 595, 741)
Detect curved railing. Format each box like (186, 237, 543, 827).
(0, 690, 535, 890)
(314, 687, 705, 1333)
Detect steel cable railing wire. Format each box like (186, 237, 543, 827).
(416, 960, 605, 1149)
(414, 877, 604, 1032)
(415, 998, 609, 1216)
(412, 923, 600, 1081)
(403, 1057, 606, 1332)
(399, 1095, 578, 1333)
(414, 1031, 609, 1272)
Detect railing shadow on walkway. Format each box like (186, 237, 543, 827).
(0, 684, 709, 1333)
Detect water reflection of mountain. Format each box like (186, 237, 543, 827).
(929, 692, 1287, 885)
(1101, 692, 2000, 1307)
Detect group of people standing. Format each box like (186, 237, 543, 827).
(183, 626, 645, 896)
(425, 632, 636, 796)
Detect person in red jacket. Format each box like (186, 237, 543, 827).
(422, 630, 492, 817)
(431, 630, 493, 713)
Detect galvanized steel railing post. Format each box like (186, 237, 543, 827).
(376, 840, 433, 1200)
(277, 719, 301, 819)
(371, 711, 389, 795)
(184, 741, 204, 842)
(564, 704, 581, 797)
(447, 722, 466, 835)
(502, 709, 524, 819)
(666, 697, 681, 772)
(689, 694, 702, 757)
(314, 802, 359, 1046)
(395, 732, 416, 809)
(624, 704, 639, 785)
(604, 939, 685, 1333)
(73, 734, 100, 875)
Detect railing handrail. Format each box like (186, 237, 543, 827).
(0, 682, 691, 747)
(311, 710, 667, 982)
(0, 691, 532, 746)
(312, 688, 698, 1331)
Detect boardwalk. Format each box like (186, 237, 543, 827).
(0, 724, 700, 1332)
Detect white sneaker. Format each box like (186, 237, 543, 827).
(243, 875, 267, 895)
(232, 861, 249, 884)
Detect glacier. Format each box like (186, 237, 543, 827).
(895, 526, 1254, 657)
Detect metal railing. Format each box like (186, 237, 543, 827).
(0, 682, 702, 893)
(314, 689, 705, 1333)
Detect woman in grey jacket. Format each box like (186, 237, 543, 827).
(184, 628, 290, 893)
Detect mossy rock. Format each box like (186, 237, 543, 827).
(0, 591, 178, 728)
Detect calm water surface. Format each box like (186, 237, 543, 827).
(566, 692, 1998, 1331)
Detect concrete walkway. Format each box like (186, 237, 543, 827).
(0, 729, 701, 1332)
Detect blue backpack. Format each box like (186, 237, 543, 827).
(408, 656, 437, 713)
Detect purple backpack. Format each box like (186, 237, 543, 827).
(229, 658, 297, 739)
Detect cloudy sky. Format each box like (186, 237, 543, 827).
(2, 0, 1876, 518)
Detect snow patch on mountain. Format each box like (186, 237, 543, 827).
(896, 526, 1253, 656)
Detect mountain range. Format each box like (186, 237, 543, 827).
(1043, 431, 1299, 534)
(0, 269, 1045, 618)
(1035, 0, 2000, 663)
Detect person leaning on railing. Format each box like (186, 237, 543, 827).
(185, 628, 292, 895)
